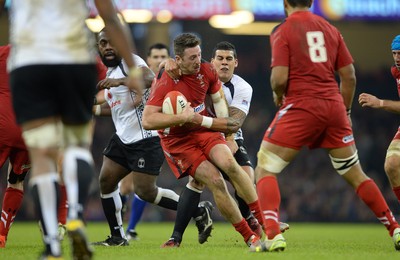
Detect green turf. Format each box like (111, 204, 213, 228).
(0, 222, 398, 259)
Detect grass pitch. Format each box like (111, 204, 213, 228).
(0, 222, 398, 260)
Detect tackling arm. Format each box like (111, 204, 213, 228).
(193, 88, 240, 134)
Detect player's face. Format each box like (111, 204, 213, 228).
(97, 32, 122, 68)
(147, 48, 169, 74)
(211, 50, 238, 83)
(177, 45, 202, 75)
(393, 50, 400, 69)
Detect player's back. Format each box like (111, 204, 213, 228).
(8, 0, 96, 71)
(271, 11, 353, 101)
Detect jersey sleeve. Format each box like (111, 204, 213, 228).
(206, 64, 222, 95)
(230, 80, 252, 115)
(270, 25, 289, 68)
(147, 75, 169, 107)
(334, 31, 354, 70)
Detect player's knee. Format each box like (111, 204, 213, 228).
(22, 122, 62, 148)
(329, 151, 360, 175)
(257, 148, 288, 174)
(207, 175, 227, 193)
(63, 123, 92, 147)
(384, 155, 400, 177)
(135, 185, 157, 202)
(98, 172, 117, 193)
(8, 169, 28, 185)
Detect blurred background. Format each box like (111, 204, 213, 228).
(1, 0, 400, 224)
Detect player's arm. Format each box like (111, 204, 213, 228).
(193, 88, 240, 134)
(270, 66, 288, 107)
(142, 66, 156, 88)
(338, 63, 356, 113)
(96, 66, 154, 90)
(92, 90, 111, 116)
(142, 104, 194, 130)
(359, 93, 400, 114)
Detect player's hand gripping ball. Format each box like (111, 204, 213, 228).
(162, 91, 187, 114)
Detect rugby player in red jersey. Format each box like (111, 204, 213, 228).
(0, 45, 29, 248)
(253, 0, 400, 252)
(359, 35, 400, 210)
(143, 33, 264, 248)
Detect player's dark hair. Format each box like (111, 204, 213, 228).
(173, 33, 201, 57)
(147, 43, 170, 57)
(287, 0, 312, 8)
(212, 41, 237, 59)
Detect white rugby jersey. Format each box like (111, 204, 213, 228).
(104, 54, 158, 144)
(8, 0, 96, 71)
(222, 74, 253, 140)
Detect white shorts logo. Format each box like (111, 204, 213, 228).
(342, 134, 354, 144)
(138, 158, 145, 168)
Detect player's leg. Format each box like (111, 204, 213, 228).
(119, 173, 134, 220)
(384, 139, 400, 204)
(132, 173, 178, 210)
(329, 145, 400, 250)
(194, 159, 259, 247)
(208, 142, 265, 236)
(161, 177, 210, 247)
(126, 194, 147, 241)
(56, 156, 67, 241)
(10, 65, 64, 258)
(254, 140, 297, 252)
(93, 155, 130, 246)
(60, 64, 98, 259)
(0, 150, 29, 247)
(24, 118, 63, 257)
(229, 141, 264, 237)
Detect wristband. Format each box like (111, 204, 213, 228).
(94, 105, 101, 116)
(201, 116, 213, 128)
(379, 99, 384, 107)
(129, 67, 143, 78)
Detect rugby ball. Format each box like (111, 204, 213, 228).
(162, 91, 187, 115)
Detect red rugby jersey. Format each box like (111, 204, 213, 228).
(270, 11, 353, 103)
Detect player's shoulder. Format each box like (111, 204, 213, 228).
(391, 65, 400, 77)
(271, 19, 286, 35)
(200, 60, 213, 70)
(200, 60, 218, 78)
(231, 74, 252, 90)
(132, 53, 148, 68)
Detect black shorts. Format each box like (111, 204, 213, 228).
(10, 64, 97, 125)
(221, 139, 253, 180)
(103, 134, 164, 175)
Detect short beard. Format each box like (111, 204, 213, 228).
(100, 55, 122, 68)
